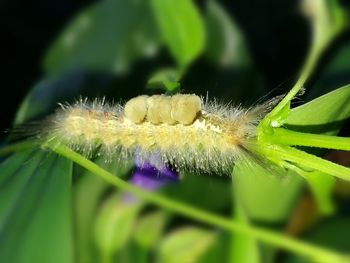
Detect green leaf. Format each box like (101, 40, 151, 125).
(94, 194, 141, 260)
(278, 85, 350, 214)
(44, 0, 159, 75)
(230, 199, 261, 263)
(161, 172, 231, 212)
(233, 160, 303, 222)
(146, 68, 181, 92)
(157, 227, 218, 263)
(204, 0, 251, 67)
(0, 150, 73, 263)
(74, 169, 109, 263)
(133, 211, 168, 249)
(13, 79, 63, 125)
(74, 157, 131, 263)
(298, 170, 335, 215)
(150, 0, 206, 68)
(286, 84, 350, 134)
(116, 241, 149, 263)
(300, 0, 346, 51)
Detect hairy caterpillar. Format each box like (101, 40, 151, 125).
(29, 94, 278, 173)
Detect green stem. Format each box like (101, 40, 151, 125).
(262, 42, 321, 125)
(264, 145, 350, 181)
(271, 128, 350, 151)
(260, 12, 341, 128)
(51, 144, 348, 262)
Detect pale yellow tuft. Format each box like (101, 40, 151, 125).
(124, 95, 148, 124)
(147, 95, 164, 124)
(158, 96, 175, 124)
(32, 94, 277, 173)
(124, 94, 202, 126)
(171, 94, 201, 125)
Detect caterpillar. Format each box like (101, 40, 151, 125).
(29, 94, 279, 174)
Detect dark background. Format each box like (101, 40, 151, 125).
(1, 0, 349, 132)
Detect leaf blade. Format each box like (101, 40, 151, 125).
(150, 0, 206, 68)
(0, 150, 73, 263)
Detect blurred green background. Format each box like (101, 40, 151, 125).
(1, 0, 350, 262)
(1, 0, 314, 131)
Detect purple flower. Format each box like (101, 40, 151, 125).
(124, 153, 179, 202)
(130, 163, 178, 190)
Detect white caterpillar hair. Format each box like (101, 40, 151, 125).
(21, 94, 280, 174)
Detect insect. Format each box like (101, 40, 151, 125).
(29, 93, 280, 174)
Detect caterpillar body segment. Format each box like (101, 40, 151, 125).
(34, 94, 275, 173)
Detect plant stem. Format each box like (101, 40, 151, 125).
(271, 128, 350, 151)
(264, 145, 350, 181)
(262, 43, 321, 125)
(51, 144, 349, 262)
(261, 11, 341, 127)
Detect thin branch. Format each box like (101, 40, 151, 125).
(51, 144, 348, 262)
(266, 145, 350, 181)
(271, 128, 350, 151)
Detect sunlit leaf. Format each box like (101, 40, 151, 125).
(157, 227, 219, 263)
(94, 193, 141, 260)
(44, 0, 159, 75)
(300, 0, 346, 50)
(150, 0, 206, 68)
(233, 160, 303, 222)
(299, 170, 335, 214)
(133, 211, 168, 249)
(146, 68, 181, 92)
(204, 0, 251, 67)
(286, 84, 350, 133)
(0, 150, 73, 263)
